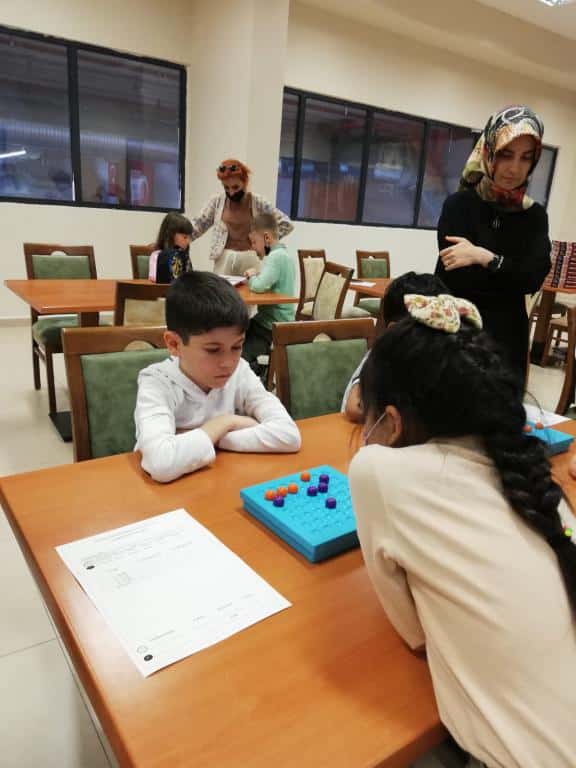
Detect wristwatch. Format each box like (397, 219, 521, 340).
(486, 254, 504, 272)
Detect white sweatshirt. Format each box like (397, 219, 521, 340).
(134, 357, 301, 483)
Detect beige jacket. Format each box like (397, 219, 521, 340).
(349, 437, 576, 768)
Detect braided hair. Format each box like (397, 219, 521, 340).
(360, 317, 576, 613)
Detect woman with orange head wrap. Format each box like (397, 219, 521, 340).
(187, 158, 293, 275)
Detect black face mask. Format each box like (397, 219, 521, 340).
(226, 189, 245, 203)
(264, 245, 271, 256)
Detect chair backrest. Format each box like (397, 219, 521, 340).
(24, 243, 97, 280)
(63, 325, 169, 461)
(544, 241, 576, 290)
(312, 261, 354, 321)
(356, 251, 390, 279)
(114, 281, 168, 326)
(130, 244, 155, 279)
(272, 319, 375, 420)
(297, 250, 326, 315)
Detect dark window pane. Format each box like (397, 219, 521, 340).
(78, 51, 181, 208)
(0, 32, 73, 201)
(362, 113, 424, 226)
(417, 125, 474, 227)
(276, 92, 298, 215)
(528, 146, 555, 207)
(298, 99, 366, 222)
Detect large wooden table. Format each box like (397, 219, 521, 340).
(0, 415, 445, 768)
(5, 279, 298, 325)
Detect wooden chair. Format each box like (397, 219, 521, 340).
(271, 318, 375, 420)
(296, 250, 326, 320)
(353, 250, 390, 317)
(555, 306, 576, 414)
(24, 243, 97, 416)
(114, 281, 168, 326)
(63, 325, 168, 461)
(542, 317, 568, 367)
(130, 244, 155, 279)
(310, 261, 354, 321)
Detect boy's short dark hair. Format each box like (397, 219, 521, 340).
(252, 213, 279, 237)
(381, 271, 450, 325)
(166, 272, 249, 342)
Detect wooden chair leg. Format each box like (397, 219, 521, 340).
(556, 308, 576, 414)
(45, 348, 58, 414)
(542, 326, 556, 366)
(32, 339, 41, 390)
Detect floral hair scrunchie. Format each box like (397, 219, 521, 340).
(404, 294, 483, 334)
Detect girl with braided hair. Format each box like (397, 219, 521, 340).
(349, 294, 576, 768)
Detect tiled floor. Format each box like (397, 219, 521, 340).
(0, 323, 569, 768)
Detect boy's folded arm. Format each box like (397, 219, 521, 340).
(219, 373, 301, 454)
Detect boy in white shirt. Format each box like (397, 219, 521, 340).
(134, 271, 301, 483)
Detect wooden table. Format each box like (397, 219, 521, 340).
(4, 279, 298, 321)
(531, 285, 576, 365)
(349, 278, 391, 299)
(0, 414, 444, 768)
(4, 280, 298, 441)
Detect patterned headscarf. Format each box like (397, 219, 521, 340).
(460, 106, 544, 211)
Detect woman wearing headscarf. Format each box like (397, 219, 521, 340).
(435, 106, 551, 385)
(189, 159, 294, 276)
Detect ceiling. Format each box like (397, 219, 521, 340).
(298, 0, 576, 92)
(475, 0, 576, 40)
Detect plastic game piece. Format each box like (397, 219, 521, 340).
(319, 473, 330, 484)
(523, 424, 532, 433)
(535, 421, 544, 430)
(288, 483, 298, 494)
(300, 471, 311, 482)
(277, 486, 288, 497)
(307, 485, 318, 497)
(525, 420, 574, 455)
(264, 489, 276, 501)
(318, 482, 328, 493)
(240, 465, 358, 562)
(273, 496, 284, 507)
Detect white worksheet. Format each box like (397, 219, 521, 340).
(524, 403, 569, 427)
(56, 509, 291, 676)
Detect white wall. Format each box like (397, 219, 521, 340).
(284, 3, 576, 278)
(0, 0, 289, 317)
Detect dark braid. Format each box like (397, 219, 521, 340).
(360, 317, 576, 613)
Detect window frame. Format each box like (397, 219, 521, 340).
(281, 87, 557, 229)
(0, 24, 187, 212)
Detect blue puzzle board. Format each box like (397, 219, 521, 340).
(240, 464, 358, 563)
(527, 421, 573, 455)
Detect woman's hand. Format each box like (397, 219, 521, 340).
(244, 268, 258, 279)
(440, 237, 493, 271)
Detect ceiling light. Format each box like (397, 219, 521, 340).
(0, 149, 27, 160)
(538, 0, 573, 6)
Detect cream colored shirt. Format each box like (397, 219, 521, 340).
(349, 437, 576, 768)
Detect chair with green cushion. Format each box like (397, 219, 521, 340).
(271, 319, 375, 420)
(63, 325, 168, 461)
(130, 245, 154, 279)
(24, 242, 97, 416)
(354, 250, 390, 318)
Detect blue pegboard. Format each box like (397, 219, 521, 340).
(527, 421, 573, 455)
(240, 464, 358, 563)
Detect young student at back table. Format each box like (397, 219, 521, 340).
(134, 272, 301, 483)
(241, 212, 296, 374)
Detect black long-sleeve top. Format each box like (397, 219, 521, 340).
(435, 189, 551, 377)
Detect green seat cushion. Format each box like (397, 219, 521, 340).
(32, 315, 79, 347)
(81, 348, 169, 458)
(136, 253, 150, 278)
(31, 254, 92, 279)
(286, 339, 368, 420)
(358, 298, 382, 316)
(360, 259, 389, 279)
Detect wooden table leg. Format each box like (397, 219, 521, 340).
(531, 291, 554, 365)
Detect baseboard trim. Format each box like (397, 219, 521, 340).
(0, 317, 30, 327)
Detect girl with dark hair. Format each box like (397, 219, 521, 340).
(149, 213, 194, 283)
(349, 294, 576, 768)
(435, 106, 551, 385)
(187, 159, 293, 276)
